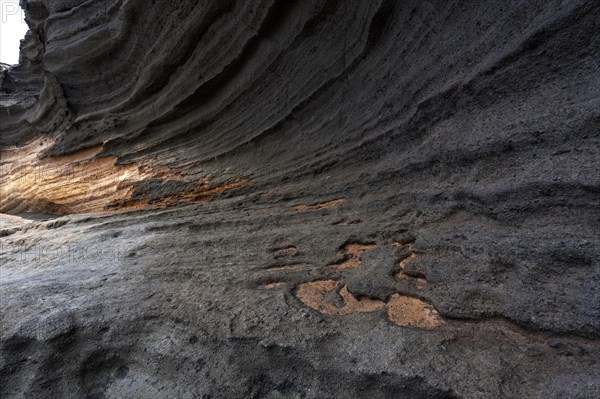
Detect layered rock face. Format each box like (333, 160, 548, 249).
(1, 1, 599, 398)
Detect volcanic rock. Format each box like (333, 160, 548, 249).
(1, 1, 599, 398)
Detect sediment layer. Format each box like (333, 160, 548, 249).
(1, 1, 599, 397)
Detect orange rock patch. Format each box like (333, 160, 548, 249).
(296, 280, 442, 329)
(296, 281, 384, 316)
(394, 242, 427, 288)
(329, 242, 376, 269)
(0, 138, 248, 214)
(272, 246, 298, 256)
(387, 294, 443, 329)
(263, 239, 442, 330)
(0, 139, 141, 214)
(112, 177, 249, 210)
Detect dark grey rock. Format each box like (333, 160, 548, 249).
(1, 0, 599, 398)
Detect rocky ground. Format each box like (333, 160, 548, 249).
(1, 194, 599, 398)
(1, 0, 599, 398)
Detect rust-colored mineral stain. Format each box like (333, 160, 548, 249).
(330, 257, 360, 269)
(107, 198, 155, 212)
(296, 280, 338, 313)
(200, 178, 248, 196)
(296, 280, 384, 316)
(346, 243, 376, 256)
(386, 294, 443, 329)
(329, 242, 376, 269)
(337, 285, 386, 314)
(272, 246, 298, 256)
(293, 240, 440, 329)
(394, 244, 427, 288)
(0, 138, 250, 214)
(397, 252, 416, 270)
(121, 177, 249, 210)
(0, 139, 142, 214)
(292, 198, 346, 211)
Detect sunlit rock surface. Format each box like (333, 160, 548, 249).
(1, 0, 599, 397)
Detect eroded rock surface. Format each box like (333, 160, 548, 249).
(1, 0, 599, 398)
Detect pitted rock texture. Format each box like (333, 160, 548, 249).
(1, 0, 599, 398)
